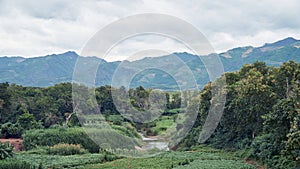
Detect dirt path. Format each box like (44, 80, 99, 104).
(0, 138, 23, 151)
(245, 159, 264, 169)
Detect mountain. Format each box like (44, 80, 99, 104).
(219, 37, 300, 71)
(1, 37, 300, 90)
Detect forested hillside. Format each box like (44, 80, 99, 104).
(1, 38, 300, 89)
(181, 61, 300, 168)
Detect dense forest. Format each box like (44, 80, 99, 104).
(0, 61, 299, 168)
(182, 61, 300, 168)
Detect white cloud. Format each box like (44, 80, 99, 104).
(0, 0, 299, 59)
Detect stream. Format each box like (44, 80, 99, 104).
(138, 133, 169, 151)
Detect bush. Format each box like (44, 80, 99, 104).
(15, 153, 117, 169)
(21, 146, 48, 155)
(251, 134, 298, 169)
(285, 130, 300, 162)
(0, 160, 33, 169)
(1, 122, 23, 138)
(17, 113, 41, 131)
(106, 115, 124, 125)
(251, 134, 281, 160)
(270, 155, 298, 169)
(48, 143, 88, 155)
(22, 128, 100, 153)
(0, 142, 14, 160)
(111, 125, 140, 138)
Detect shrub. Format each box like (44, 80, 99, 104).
(106, 115, 124, 125)
(21, 146, 48, 155)
(285, 130, 300, 162)
(17, 113, 40, 130)
(22, 128, 100, 153)
(251, 134, 298, 169)
(251, 134, 281, 160)
(267, 155, 298, 169)
(85, 128, 140, 150)
(48, 143, 88, 155)
(111, 125, 140, 138)
(1, 122, 23, 138)
(0, 142, 14, 160)
(0, 160, 33, 169)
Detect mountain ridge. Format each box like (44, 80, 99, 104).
(2, 37, 299, 61)
(1, 37, 300, 89)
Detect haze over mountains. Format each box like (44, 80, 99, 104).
(1, 37, 300, 90)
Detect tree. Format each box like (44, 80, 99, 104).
(272, 61, 298, 98)
(0, 122, 22, 138)
(0, 82, 11, 123)
(285, 80, 300, 162)
(17, 112, 39, 130)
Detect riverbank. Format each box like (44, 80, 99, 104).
(137, 132, 169, 151)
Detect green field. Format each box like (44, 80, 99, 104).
(0, 146, 257, 169)
(14, 153, 117, 169)
(84, 149, 257, 169)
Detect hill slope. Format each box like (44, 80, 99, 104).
(1, 37, 300, 89)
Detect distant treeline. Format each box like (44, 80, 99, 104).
(0, 81, 183, 137)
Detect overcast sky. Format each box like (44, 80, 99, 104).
(0, 0, 300, 61)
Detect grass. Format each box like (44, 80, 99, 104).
(84, 158, 188, 169)
(173, 160, 256, 169)
(11, 144, 257, 169)
(15, 153, 117, 169)
(84, 148, 256, 169)
(153, 116, 175, 135)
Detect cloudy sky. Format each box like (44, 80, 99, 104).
(0, 0, 300, 61)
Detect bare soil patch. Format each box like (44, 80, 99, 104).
(0, 138, 23, 151)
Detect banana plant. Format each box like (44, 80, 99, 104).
(0, 142, 14, 160)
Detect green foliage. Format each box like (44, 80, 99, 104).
(1, 122, 23, 138)
(95, 85, 118, 115)
(85, 157, 185, 169)
(21, 146, 48, 155)
(48, 143, 88, 155)
(0, 113, 43, 138)
(219, 65, 276, 146)
(106, 115, 124, 125)
(0, 160, 33, 169)
(15, 153, 117, 169)
(179, 61, 300, 168)
(85, 149, 255, 169)
(251, 134, 280, 160)
(0, 142, 14, 160)
(173, 160, 255, 169)
(267, 155, 298, 169)
(22, 128, 100, 153)
(152, 117, 174, 135)
(0, 59, 299, 168)
(284, 80, 300, 163)
(84, 127, 140, 150)
(17, 113, 40, 130)
(285, 131, 300, 162)
(234, 148, 254, 159)
(0, 82, 11, 124)
(5, 83, 75, 128)
(263, 99, 293, 138)
(166, 92, 181, 109)
(110, 124, 140, 138)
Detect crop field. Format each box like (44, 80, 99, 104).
(15, 153, 117, 169)
(84, 149, 257, 169)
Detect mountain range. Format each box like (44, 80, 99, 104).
(1, 37, 300, 90)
